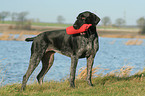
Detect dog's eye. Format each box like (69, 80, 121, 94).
(82, 17, 86, 20)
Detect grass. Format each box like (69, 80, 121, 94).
(0, 67, 145, 96)
(0, 21, 16, 25)
(0, 21, 72, 27)
(0, 73, 145, 96)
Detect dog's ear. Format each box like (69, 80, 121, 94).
(93, 13, 100, 25)
(77, 13, 83, 19)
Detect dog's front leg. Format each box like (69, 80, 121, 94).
(70, 55, 78, 88)
(86, 55, 94, 86)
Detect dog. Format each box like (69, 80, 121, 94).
(21, 11, 100, 90)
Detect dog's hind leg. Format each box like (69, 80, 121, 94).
(37, 51, 55, 85)
(21, 41, 48, 91)
(21, 53, 42, 90)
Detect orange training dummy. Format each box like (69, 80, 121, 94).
(66, 24, 92, 35)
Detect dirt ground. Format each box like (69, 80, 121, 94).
(0, 24, 145, 41)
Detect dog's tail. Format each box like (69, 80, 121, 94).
(25, 37, 34, 42)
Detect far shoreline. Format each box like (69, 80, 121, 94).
(1, 24, 145, 41)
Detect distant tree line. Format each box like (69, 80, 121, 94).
(0, 11, 66, 26)
(57, 15, 65, 24)
(101, 16, 126, 27)
(101, 16, 145, 34)
(136, 17, 145, 34)
(101, 16, 145, 27)
(0, 11, 10, 23)
(13, 12, 31, 30)
(0, 11, 32, 30)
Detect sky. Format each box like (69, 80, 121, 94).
(0, 0, 145, 25)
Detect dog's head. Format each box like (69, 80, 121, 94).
(73, 11, 100, 29)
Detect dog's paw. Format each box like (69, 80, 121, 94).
(70, 83, 75, 88)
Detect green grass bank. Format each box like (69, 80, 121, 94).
(0, 71, 145, 96)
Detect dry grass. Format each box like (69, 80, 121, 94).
(99, 34, 144, 39)
(77, 66, 135, 79)
(133, 68, 145, 78)
(0, 33, 10, 40)
(0, 58, 7, 86)
(77, 66, 109, 80)
(0, 33, 25, 41)
(125, 39, 143, 45)
(106, 66, 134, 77)
(15, 32, 25, 41)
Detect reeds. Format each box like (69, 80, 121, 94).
(77, 66, 109, 80)
(132, 68, 145, 81)
(108, 39, 143, 45)
(16, 32, 25, 41)
(0, 33, 25, 41)
(125, 39, 143, 45)
(0, 33, 10, 40)
(77, 65, 135, 80)
(105, 66, 134, 77)
(0, 58, 7, 86)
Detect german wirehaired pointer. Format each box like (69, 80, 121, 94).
(21, 11, 100, 90)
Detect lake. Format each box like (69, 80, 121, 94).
(0, 37, 145, 85)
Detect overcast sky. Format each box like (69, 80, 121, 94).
(1, 0, 145, 25)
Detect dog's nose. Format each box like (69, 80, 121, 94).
(73, 25, 77, 27)
(73, 24, 77, 26)
(73, 25, 78, 29)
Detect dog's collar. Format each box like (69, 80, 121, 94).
(66, 24, 92, 35)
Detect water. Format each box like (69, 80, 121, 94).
(0, 37, 145, 85)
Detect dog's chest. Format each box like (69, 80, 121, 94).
(81, 37, 94, 49)
(77, 38, 96, 57)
